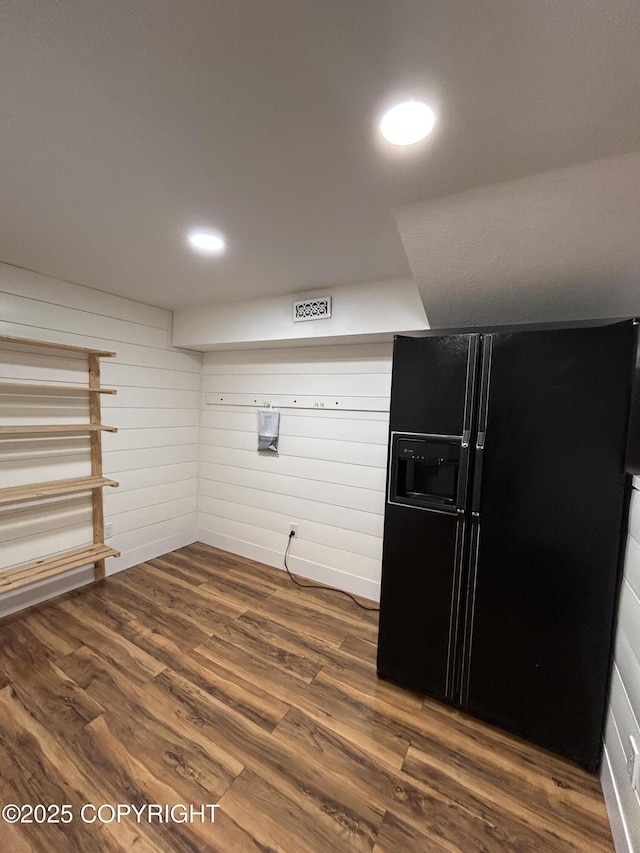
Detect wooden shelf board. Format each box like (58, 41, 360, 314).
(0, 424, 117, 435)
(0, 334, 115, 357)
(0, 383, 116, 395)
(0, 544, 120, 594)
(0, 476, 119, 505)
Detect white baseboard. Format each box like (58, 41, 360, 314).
(106, 529, 198, 576)
(197, 527, 381, 602)
(0, 530, 198, 619)
(0, 566, 97, 619)
(601, 743, 633, 853)
(0, 526, 380, 616)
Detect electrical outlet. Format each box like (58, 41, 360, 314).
(627, 736, 640, 790)
(289, 521, 298, 536)
(104, 521, 114, 539)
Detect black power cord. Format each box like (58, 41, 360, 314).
(283, 531, 379, 612)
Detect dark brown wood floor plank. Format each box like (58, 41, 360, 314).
(403, 745, 612, 852)
(117, 624, 292, 732)
(68, 711, 213, 852)
(225, 609, 383, 688)
(110, 562, 245, 629)
(118, 617, 211, 672)
(0, 619, 75, 680)
(8, 660, 105, 732)
(205, 609, 335, 681)
(264, 571, 378, 621)
(98, 575, 213, 650)
(199, 608, 414, 720)
(84, 713, 227, 853)
(185, 541, 291, 590)
(258, 582, 378, 637)
(59, 645, 243, 798)
(219, 767, 375, 853)
(417, 694, 607, 800)
(21, 610, 83, 659)
(236, 596, 358, 649)
(339, 633, 378, 666)
(48, 598, 165, 685)
(319, 666, 610, 846)
(371, 810, 454, 853)
(176, 649, 291, 732)
(66, 583, 139, 631)
(0, 686, 132, 853)
(408, 713, 610, 821)
(0, 805, 35, 853)
(323, 665, 607, 816)
(321, 649, 425, 713)
(67, 643, 243, 783)
(192, 624, 409, 770)
(330, 651, 601, 808)
(182, 552, 280, 599)
(131, 560, 251, 620)
(0, 542, 614, 853)
(199, 615, 320, 683)
(359, 606, 380, 625)
(305, 671, 413, 764)
(152, 547, 279, 606)
(147, 560, 266, 619)
(148, 549, 229, 586)
(191, 618, 321, 694)
(272, 706, 588, 853)
(147, 668, 385, 845)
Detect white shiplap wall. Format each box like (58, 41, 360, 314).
(0, 263, 201, 616)
(198, 343, 393, 600)
(603, 477, 640, 852)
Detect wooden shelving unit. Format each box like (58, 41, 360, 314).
(0, 334, 115, 356)
(0, 424, 117, 435)
(0, 544, 119, 594)
(0, 334, 120, 593)
(0, 476, 119, 506)
(0, 383, 117, 395)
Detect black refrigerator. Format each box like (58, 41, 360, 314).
(377, 320, 637, 770)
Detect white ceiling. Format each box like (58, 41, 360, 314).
(2, 1, 640, 319)
(398, 152, 640, 328)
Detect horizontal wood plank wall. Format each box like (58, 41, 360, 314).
(602, 476, 640, 852)
(198, 344, 393, 600)
(0, 263, 201, 617)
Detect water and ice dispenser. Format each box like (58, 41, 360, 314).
(389, 433, 462, 512)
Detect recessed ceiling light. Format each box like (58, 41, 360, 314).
(187, 229, 226, 254)
(379, 101, 436, 146)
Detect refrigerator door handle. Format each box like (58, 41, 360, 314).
(471, 335, 493, 518)
(456, 335, 480, 515)
(456, 430, 472, 513)
(471, 435, 485, 517)
(460, 518, 481, 703)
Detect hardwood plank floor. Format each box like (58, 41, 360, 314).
(0, 543, 613, 852)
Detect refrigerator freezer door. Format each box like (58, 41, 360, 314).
(377, 334, 479, 701)
(461, 323, 636, 769)
(388, 335, 479, 437)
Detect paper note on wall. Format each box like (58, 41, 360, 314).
(258, 409, 280, 452)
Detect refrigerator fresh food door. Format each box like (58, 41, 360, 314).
(377, 334, 479, 701)
(461, 322, 636, 770)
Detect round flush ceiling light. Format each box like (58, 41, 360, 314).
(187, 229, 226, 254)
(379, 101, 436, 146)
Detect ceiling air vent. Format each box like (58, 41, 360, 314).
(293, 296, 332, 322)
